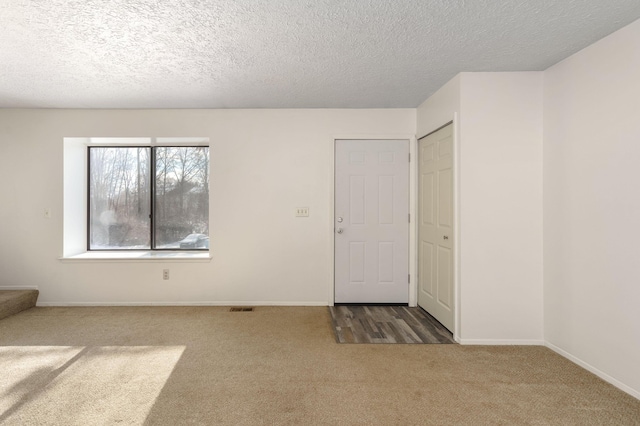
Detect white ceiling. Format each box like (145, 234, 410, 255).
(1, 0, 640, 109)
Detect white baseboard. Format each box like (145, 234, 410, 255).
(459, 339, 544, 345)
(36, 301, 328, 307)
(0, 286, 39, 291)
(545, 342, 640, 400)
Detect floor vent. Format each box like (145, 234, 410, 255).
(229, 307, 254, 312)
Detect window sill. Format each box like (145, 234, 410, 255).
(60, 251, 211, 263)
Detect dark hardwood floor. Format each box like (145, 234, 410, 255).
(329, 305, 455, 344)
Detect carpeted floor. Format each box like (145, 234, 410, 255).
(1, 306, 639, 425)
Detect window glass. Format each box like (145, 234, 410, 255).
(154, 147, 210, 249)
(88, 146, 209, 250)
(89, 147, 151, 249)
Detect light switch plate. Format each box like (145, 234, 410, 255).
(295, 207, 309, 217)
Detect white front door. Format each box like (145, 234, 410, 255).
(418, 124, 454, 331)
(334, 139, 409, 304)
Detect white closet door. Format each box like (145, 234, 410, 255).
(418, 125, 454, 331)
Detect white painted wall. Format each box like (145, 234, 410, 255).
(0, 109, 415, 305)
(543, 18, 640, 397)
(416, 75, 460, 139)
(416, 72, 544, 343)
(459, 73, 544, 343)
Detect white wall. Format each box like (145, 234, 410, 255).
(543, 18, 640, 396)
(459, 73, 544, 343)
(416, 72, 544, 344)
(0, 109, 415, 305)
(416, 75, 460, 139)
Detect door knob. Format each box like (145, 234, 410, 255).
(337, 217, 343, 223)
(443, 235, 449, 240)
(336, 228, 343, 234)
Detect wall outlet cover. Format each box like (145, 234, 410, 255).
(295, 207, 309, 217)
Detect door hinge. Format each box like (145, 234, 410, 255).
(408, 274, 410, 283)
(408, 213, 410, 223)
(408, 153, 411, 162)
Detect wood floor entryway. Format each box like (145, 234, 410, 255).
(329, 305, 455, 344)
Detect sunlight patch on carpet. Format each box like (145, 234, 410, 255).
(0, 346, 185, 424)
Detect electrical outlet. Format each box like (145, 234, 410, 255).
(295, 207, 309, 217)
(163, 269, 170, 280)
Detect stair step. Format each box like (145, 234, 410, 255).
(0, 290, 39, 320)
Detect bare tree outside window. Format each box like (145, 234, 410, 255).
(88, 146, 209, 250)
(154, 147, 209, 248)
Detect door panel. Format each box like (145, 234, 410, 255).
(437, 245, 452, 308)
(438, 169, 452, 228)
(349, 176, 366, 224)
(418, 125, 454, 331)
(378, 242, 395, 282)
(378, 176, 395, 224)
(349, 242, 365, 282)
(335, 139, 409, 304)
(420, 241, 434, 297)
(421, 173, 434, 225)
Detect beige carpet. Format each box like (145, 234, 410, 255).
(1, 306, 638, 425)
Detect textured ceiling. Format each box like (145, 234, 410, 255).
(1, 0, 640, 108)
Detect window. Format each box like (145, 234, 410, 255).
(88, 146, 209, 250)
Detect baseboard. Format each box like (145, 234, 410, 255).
(459, 339, 544, 345)
(0, 286, 39, 291)
(545, 342, 640, 400)
(36, 301, 328, 307)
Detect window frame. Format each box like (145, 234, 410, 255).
(86, 144, 210, 252)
